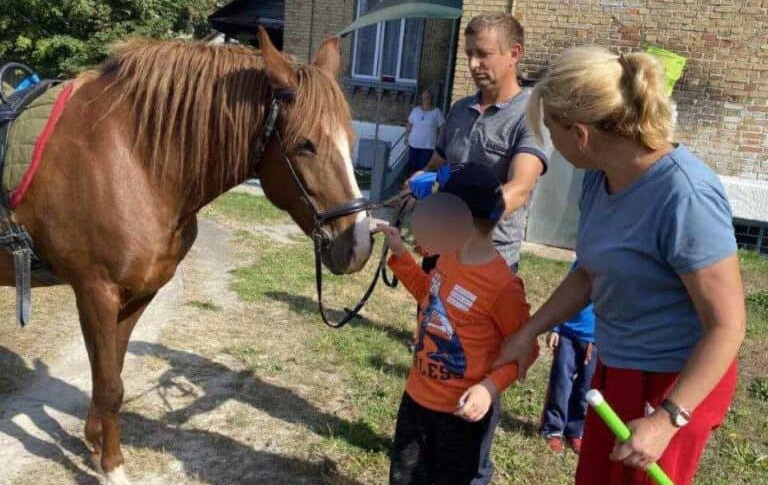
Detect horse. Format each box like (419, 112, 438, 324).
(0, 27, 373, 484)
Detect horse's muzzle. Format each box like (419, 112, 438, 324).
(320, 217, 373, 275)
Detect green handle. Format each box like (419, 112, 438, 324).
(586, 390, 676, 485)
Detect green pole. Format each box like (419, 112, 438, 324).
(585, 390, 676, 485)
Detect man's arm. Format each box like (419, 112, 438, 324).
(501, 153, 545, 217)
(424, 151, 446, 172)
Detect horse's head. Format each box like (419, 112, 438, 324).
(256, 28, 372, 275)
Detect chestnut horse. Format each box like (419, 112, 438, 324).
(0, 28, 372, 483)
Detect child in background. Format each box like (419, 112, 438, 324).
(539, 261, 597, 455)
(374, 163, 538, 485)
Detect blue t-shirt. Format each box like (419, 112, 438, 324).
(576, 144, 737, 372)
(554, 303, 596, 343)
(554, 261, 596, 343)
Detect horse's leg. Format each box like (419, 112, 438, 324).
(85, 292, 156, 474)
(75, 282, 132, 485)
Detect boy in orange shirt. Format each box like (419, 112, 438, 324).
(374, 163, 537, 485)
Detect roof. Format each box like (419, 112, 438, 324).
(209, 0, 285, 34)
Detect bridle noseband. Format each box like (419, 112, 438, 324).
(251, 88, 411, 328)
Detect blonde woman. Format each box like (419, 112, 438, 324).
(493, 47, 745, 485)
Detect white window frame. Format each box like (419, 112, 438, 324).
(350, 0, 423, 84)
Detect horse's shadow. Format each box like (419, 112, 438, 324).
(127, 340, 391, 453)
(0, 344, 370, 484)
(264, 290, 414, 347)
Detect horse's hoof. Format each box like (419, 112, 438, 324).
(105, 466, 132, 485)
(91, 453, 104, 475)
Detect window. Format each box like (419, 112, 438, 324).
(734, 219, 768, 255)
(351, 0, 425, 83)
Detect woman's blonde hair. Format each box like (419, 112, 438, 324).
(528, 46, 674, 150)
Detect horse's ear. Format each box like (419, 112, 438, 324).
(311, 36, 341, 78)
(258, 26, 297, 89)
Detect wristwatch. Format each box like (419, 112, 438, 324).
(660, 399, 692, 428)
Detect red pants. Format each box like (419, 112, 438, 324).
(575, 360, 738, 485)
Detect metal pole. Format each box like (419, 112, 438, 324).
(370, 86, 386, 202)
(443, 17, 460, 112)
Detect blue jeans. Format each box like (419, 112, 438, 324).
(540, 333, 597, 439)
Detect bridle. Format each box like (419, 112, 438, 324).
(252, 88, 412, 328)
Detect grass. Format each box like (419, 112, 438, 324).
(222, 191, 768, 484)
(204, 191, 290, 224)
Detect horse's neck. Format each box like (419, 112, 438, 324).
(180, 96, 266, 216)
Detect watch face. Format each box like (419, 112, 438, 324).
(674, 414, 689, 427)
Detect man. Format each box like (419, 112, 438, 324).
(409, 13, 550, 274)
(405, 13, 549, 485)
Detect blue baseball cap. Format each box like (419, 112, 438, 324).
(439, 163, 506, 221)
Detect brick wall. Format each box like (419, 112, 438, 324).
(453, 0, 768, 179)
(284, 0, 354, 69)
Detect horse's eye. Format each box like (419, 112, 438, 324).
(295, 139, 316, 157)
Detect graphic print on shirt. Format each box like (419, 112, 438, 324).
(413, 272, 467, 379)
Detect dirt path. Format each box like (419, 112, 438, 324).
(0, 217, 363, 485)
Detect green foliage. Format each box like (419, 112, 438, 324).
(0, 0, 221, 78)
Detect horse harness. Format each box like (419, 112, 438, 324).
(253, 89, 411, 329)
(0, 62, 62, 327)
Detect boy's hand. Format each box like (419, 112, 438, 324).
(547, 332, 559, 349)
(372, 224, 407, 257)
(455, 378, 498, 422)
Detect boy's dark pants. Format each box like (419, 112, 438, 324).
(390, 392, 500, 485)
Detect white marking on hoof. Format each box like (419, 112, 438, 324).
(92, 453, 104, 475)
(105, 466, 132, 485)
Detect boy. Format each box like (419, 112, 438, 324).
(539, 261, 597, 455)
(374, 163, 538, 485)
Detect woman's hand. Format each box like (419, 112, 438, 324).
(609, 410, 678, 470)
(372, 224, 407, 257)
(492, 325, 538, 381)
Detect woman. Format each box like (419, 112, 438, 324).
(493, 46, 745, 485)
(405, 89, 444, 175)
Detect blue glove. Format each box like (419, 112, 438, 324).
(16, 74, 40, 91)
(409, 171, 438, 199)
(436, 164, 451, 186)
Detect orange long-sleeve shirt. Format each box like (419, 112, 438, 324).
(388, 251, 538, 413)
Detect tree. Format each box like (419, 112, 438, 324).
(0, 0, 221, 78)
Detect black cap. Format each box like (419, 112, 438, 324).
(439, 163, 506, 221)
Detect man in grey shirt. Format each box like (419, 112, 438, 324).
(411, 13, 549, 271)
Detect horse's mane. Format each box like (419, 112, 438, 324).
(96, 39, 352, 204)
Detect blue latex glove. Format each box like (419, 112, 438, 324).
(436, 164, 451, 186)
(409, 171, 438, 199)
(16, 74, 40, 91)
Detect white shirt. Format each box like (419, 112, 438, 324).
(408, 107, 445, 150)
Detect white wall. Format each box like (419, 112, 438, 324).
(721, 175, 768, 223)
